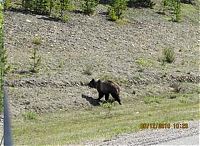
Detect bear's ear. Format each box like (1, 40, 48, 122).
(92, 79, 95, 82)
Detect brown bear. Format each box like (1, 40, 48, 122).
(88, 79, 122, 105)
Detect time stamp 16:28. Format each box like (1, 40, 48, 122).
(140, 122, 189, 129)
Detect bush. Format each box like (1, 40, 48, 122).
(161, 0, 181, 22)
(61, 14, 69, 22)
(22, 0, 34, 11)
(108, 0, 127, 21)
(108, 7, 118, 21)
(128, 0, 155, 8)
(33, 0, 49, 14)
(173, 0, 181, 22)
(49, 0, 54, 15)
(4, 0, 11, 10)
(32, 36, 42, 45)
(180, 0, 195, 4)
(162, 48, 175, 63)
(30, 48, 41, 73)
(82, 0, 99, 15)
(59, 0, 70, 17)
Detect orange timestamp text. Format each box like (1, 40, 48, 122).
(140, 122, 189, 129)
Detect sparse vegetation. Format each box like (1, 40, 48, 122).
(172, 0, 181, 22)
(108, 0, 127, 21)
(4, 0, 11, 10)
(128, 0, 155, 8)
(101, 102, 113, 117)
(135, 58, 152, 71)
(61, 14, 69, 22)
(22, 111, 38, 120)
(81, 0, 99, 15)
(30, 48, 41, 73)
(33, 0, 49, 15)
(32, 36, 42, 45)
(21, 0, 70, 21)
(49, 0, 54, 15)
(144, 96, 162, 104)
(58, 59, 65, 68)
(161, 48, 175, 64)
(161, 0, 181, 22)
(59, 0, 70, 18)
(83, 65, 93, 75)
(30, 36, 42, 73)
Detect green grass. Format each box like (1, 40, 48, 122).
(153, 0, 199, 23)
(22, 112, 38, 121)
(181, 3, 199, 23)
(12, 94, 200, 145)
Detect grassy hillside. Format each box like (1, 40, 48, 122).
(3, 0, 200, 145)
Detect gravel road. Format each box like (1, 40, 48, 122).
(84, 120, 199, 146)
(158, 134, 199, 145)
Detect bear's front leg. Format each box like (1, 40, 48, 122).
(105, 94, 109, 101)
(98, 92, 104, 100)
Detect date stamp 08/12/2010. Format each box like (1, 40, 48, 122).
(140, 122, 189, 129)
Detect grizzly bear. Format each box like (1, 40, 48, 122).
(88, 79, 122, 105)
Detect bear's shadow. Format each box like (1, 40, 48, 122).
(82, 94, 102, 106)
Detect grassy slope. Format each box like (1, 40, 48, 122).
(13, 93, 199, 145)
(11, 2, 200, 145)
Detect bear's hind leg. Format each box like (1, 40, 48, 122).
(111, 93, 121, 105)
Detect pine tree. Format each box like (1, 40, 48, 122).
(34, 0, 49, 14)
(82, 0, 99, 15)
(59, 0, 69, 18)
(22, 0, 34, 11)
(49, 0, 54, 16)
(108, 0, 127, 21)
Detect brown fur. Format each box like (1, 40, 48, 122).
(88, 79, 121, 105)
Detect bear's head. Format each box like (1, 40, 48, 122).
(88, 79, 97, 88)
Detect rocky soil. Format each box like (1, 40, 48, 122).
(3, 4, 199, 116)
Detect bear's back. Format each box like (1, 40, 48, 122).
(98, 80, 120, 94)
